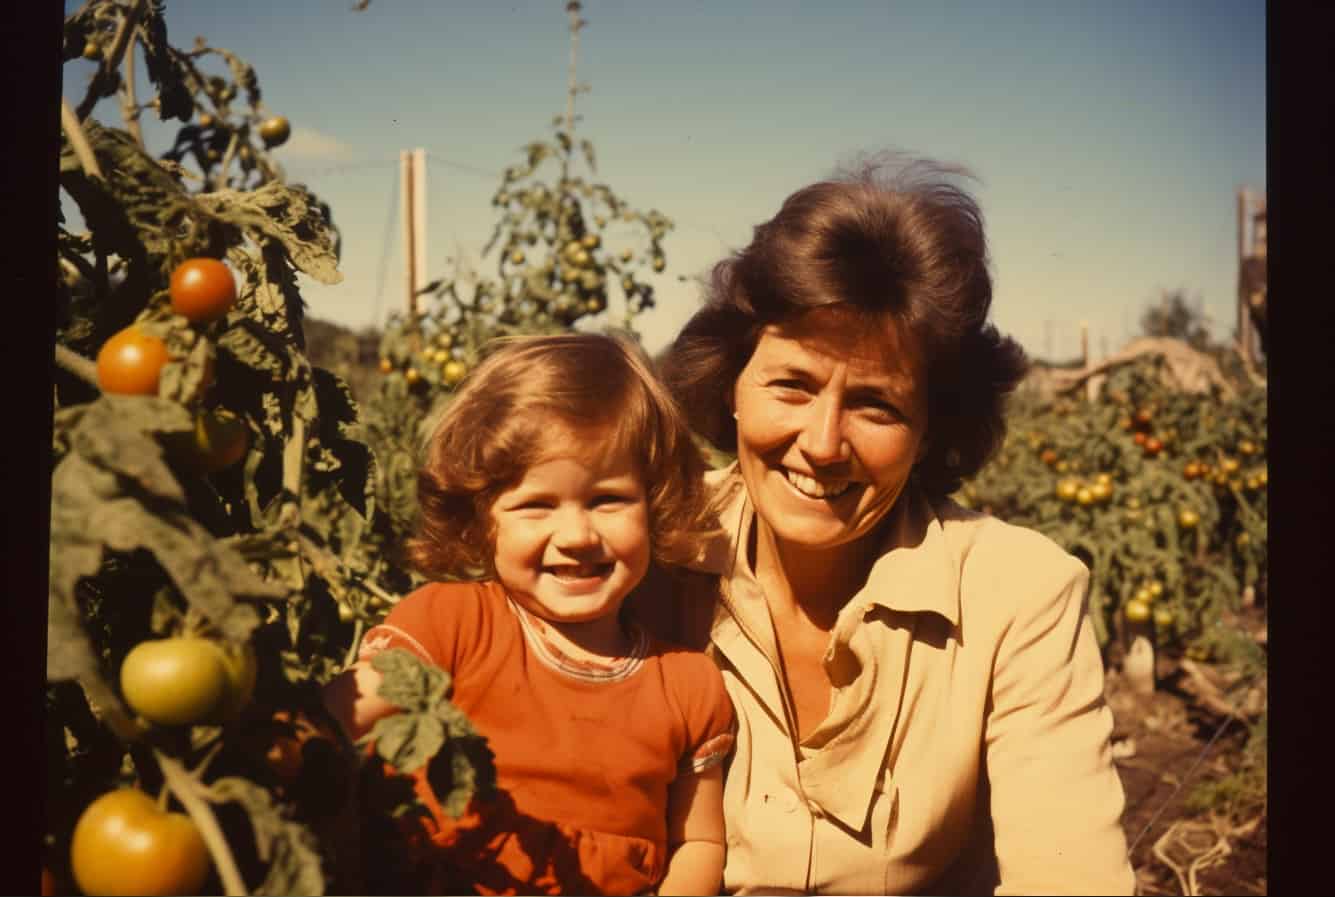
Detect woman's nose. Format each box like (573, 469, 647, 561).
(795, 390, 850, 464)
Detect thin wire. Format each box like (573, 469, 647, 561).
(1125, 670, 1261, 855)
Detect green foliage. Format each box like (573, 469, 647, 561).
(50, 3, 425, 891)
(360, 649, 497, 817)
(1185, 710, 1267, 821)
(958, 350, 1267, 663)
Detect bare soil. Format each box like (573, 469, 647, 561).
(1104, 619, 1267, 896)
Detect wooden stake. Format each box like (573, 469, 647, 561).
(401, 150, 415, 322)
(412, 148, 427, 299)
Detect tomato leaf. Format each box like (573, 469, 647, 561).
(432, 734, 497, 817)
(159, 329, 217, 407)
(217, 319, 291, 378)
(361, 712, 446, 774)
(134, 7, 195, 122)
(64, 397, 192, 502)
(368, 648, 450, 711)
(209, 776, 326, 896)
(196, 182, 342, 286)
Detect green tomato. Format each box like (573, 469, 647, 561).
(120, 638, 229, 727)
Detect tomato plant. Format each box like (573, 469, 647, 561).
(169, 257, 237, 323)
(70, 788, 211, 896)
(50, 3, 525, 892)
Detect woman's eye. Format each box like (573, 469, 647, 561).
(591, 494, 631, 508)
(859, 400, 898, 419)
(769, 379, 810, 396)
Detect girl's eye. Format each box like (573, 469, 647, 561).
(591, 494, 632, 508)
(507, 500, 553, 512)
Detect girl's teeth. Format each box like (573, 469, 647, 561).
(785, 470, 852, 499)
(548, 563, 606, 578)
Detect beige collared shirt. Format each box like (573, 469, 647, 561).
(670, 466, 1135, 896)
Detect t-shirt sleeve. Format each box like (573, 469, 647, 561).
(667, 651, 736, 776)
(357, 581, 484, 673)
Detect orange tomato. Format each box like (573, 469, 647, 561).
(70, 789, 210, 896)
(96, 326, 169, 396)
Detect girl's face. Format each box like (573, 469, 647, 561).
(490, 428, 651, 629)
(731, 308, 930, 556)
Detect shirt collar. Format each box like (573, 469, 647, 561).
(702, 463, 962, 628)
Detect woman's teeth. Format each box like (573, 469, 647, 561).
(785, 469, 853, 499)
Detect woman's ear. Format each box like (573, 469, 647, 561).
(915, 435, 931, 465)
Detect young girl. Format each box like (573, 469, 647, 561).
(326, 332, 734, 896)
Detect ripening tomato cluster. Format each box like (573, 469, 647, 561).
(93, 258, 252, 475)
(378, 327, 472, 393)
(1117, 404, 1170, 457)
(1054, 471, 1116, 506)
(959, 352, 1267, 663)
(176, 91, 291, 176)
(64, 636, 257, 894)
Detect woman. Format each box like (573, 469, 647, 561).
(645, 154, 1135, 895)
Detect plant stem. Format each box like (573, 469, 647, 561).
(120, 31, 144, 148)
(55, 344, 101, 389)
(61, 98, 104, 180)
(77, 673, 142, 745)
(155, 749, 248, 897)
(343, 618, 365, 670)
(217, 131, 241, 190)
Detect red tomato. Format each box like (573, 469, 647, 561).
(169, 258, 237, 323)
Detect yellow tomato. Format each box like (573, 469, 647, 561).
(1124, 599, 1152, 624)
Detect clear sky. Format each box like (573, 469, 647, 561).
(62, 0, 1265, 361)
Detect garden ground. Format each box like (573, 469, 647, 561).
(1105, 603, 1267, 895)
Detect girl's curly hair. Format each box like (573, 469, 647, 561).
(407, 331, 721, 582)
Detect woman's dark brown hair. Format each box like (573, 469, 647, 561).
(659, 152, 1029, 498)
(407, 331, 720, 582)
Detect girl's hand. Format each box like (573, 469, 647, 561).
(322, 660, 398, 742)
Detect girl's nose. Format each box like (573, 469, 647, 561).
(551, 506, 599, 549)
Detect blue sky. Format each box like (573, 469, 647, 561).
(62, 0, 1265, 361)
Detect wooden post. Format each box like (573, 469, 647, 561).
(1079, 320, 1089, 368)
(1236, 188, 1255, 367)
(412, 148, 428, 299)
(400, 147, 429, 353)
(401, 150, 416, 322)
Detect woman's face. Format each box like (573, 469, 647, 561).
(731, 308, 929, 555)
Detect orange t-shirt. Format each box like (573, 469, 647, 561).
(357, 580, 735, 895)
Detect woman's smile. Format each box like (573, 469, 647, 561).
(779, 466, 856, 501)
